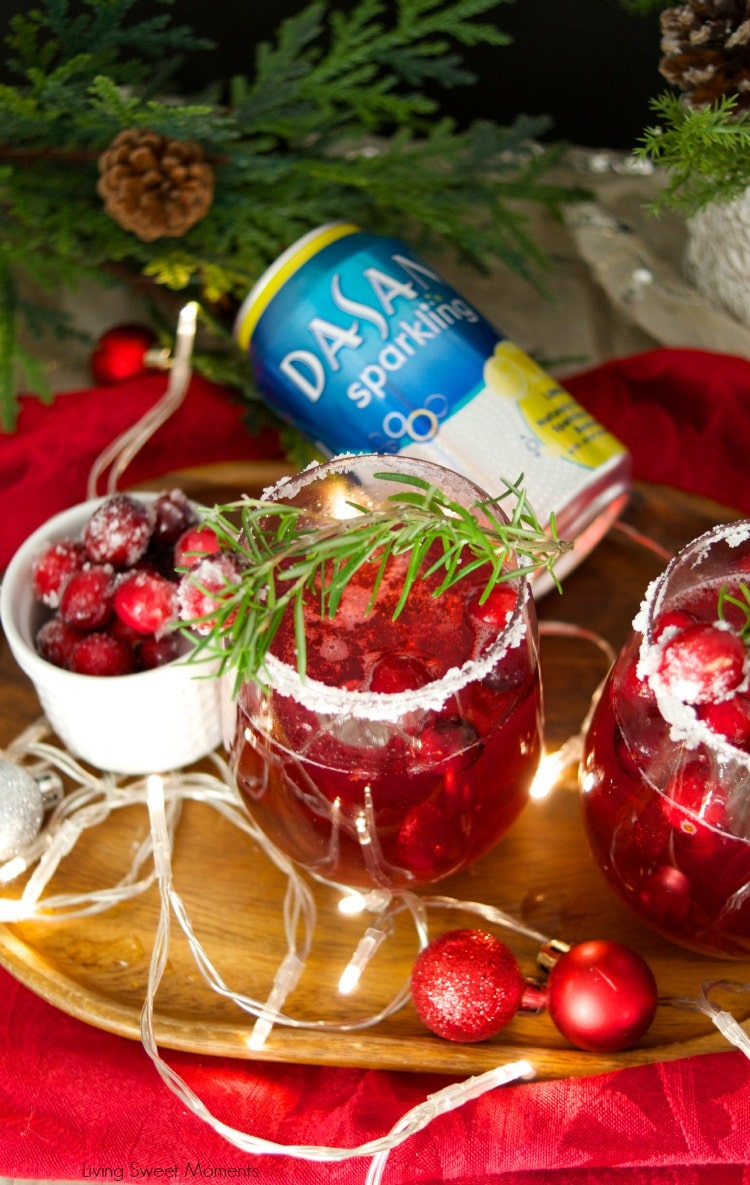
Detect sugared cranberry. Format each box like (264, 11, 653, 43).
(174, 525, 221, 570)
(58, 564, 115, 631)
(369, 652, 431, 693)
(108, 615, 143, 649)
(177, 553, 241, 634)
(152, 490, 198, 545)
(114, 569, 179, 636)
(657, 622, 747, 704)
(69, 632, 136, 676)
(31, 538, 86, 607)
(138, 632, 190, 670)
(36, 617, 83, 668)
(83, 494, 154, 567)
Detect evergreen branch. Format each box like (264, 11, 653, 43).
(6, 0, 211, 86)
(182, 472, 571, 686)
(636, 92, 750, 215)
(0, 0, 587, 431)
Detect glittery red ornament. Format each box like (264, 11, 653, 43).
(91, 324, 159, 385)
(545, 939, 658, 1053)
(411, 928, 525, 1043)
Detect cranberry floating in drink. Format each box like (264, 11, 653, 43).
(580, 520, 750, 958)
(180, 456, 568, 892)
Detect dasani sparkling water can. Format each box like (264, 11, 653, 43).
(234, 223, 631, 592)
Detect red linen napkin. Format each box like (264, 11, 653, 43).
(2, 346, 750, 1184)
(564, 348, 750, 515)
(1, 964, 749, 1184)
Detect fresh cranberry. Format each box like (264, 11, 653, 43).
(114, 569, 179, 635)
(138, 632, 190, 670)
(368, 652, 431, 693)
(698, 692, 750, 748)
(69, 632, 136, 676)
(651, 608, 697, 641)
(418, 716, 480, 773)
(31, 538, 86, 607)
(466, 583, 517, 628)
(638, 865, 692, 927)
(177, 553, 242, 634)
(397, 799, 465, 879)
(617, 659, 656, 708)
(174, 525, 221, 570)
(36, 617, 83, 668)
(662, 758, 727, 833)
(152, 489, 198, 545)
(58, 564, 115, 630)
(657, 622, 747, 704)
(83, 494, 154, 567)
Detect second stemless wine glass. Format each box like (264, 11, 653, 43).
(228, 455, 544, 891)
(580, 519, 750, 958)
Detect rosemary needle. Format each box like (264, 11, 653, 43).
(182, 472, 571, 687)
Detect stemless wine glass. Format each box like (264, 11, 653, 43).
(228, 455, 543, 891)
(580, 520, 750, 958)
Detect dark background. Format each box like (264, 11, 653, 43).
(0, 0, 665, 150)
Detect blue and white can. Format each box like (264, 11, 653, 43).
(235, 223, 631, 591)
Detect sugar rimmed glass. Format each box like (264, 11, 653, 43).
(227, 455, 543, 891)
(580, 520, 750, 958)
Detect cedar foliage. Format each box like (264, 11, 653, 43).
(0, 0, 585, 431)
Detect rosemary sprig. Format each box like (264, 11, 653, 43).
(719, 582, 750, 642)
(183, 472, 571, 688)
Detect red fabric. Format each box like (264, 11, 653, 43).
(564, 348, 750, 515)
(2, 347, 750, 1184)
(0, 372, 282, 570)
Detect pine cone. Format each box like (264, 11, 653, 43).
(97, 128, 215, 242)
(660, 1, 750, 109)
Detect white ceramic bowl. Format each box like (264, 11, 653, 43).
(1, 494, 223, 775)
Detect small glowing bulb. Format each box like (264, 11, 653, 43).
(528, 749, 563, 801)
(327, 481, 365, 521)
(0, 855, 27, 884)
(528, 733, 584, 801)
(339, 891, 368, 916)
(338, 963, 363, 995)
(338, 916, 393, 995)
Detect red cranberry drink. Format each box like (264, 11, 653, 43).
(581, 520, 750, 958)
(228, 457, 544, 891)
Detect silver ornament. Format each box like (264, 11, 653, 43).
(0, 760, 63, 862)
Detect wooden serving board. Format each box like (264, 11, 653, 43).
(0, 468, 748, 1081)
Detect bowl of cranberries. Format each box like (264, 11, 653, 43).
(1, 490, 223, 774)
(580, 519, 750, 958)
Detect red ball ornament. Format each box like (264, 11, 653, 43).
(91, 324, 159, 384)
(546, 939, 658, 1053)
(411, 928, 525, 1043)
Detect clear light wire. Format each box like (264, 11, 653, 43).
(86, 301, 198, 498)
(141, 772, 536, 1162)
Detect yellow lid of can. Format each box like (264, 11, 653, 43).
(233, 222, 360, 351)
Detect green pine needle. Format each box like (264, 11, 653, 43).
(0, 0, 588, 433)
(182, 471, 571, 688)
(636, 92, 750, 216)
